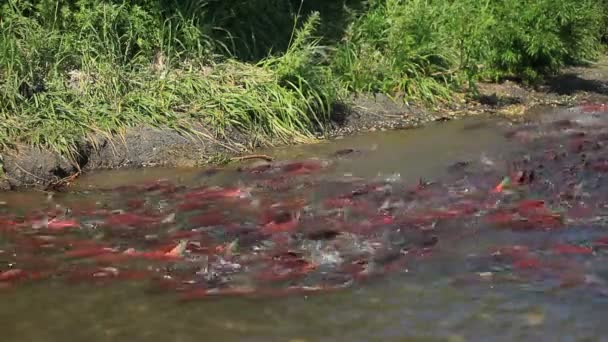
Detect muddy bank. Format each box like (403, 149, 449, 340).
(0, 102, 451, 190)
(0, 125, 245, 190)
(1, 57, 607, 191)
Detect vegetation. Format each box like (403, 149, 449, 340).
(1, 0, 607, 157)
(333, 0, 606, 100)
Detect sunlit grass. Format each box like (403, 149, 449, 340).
(0, 2, 338, 157)
(0, 0, 606, 160)
(332, 0, 606, 101)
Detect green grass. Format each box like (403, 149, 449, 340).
(0, 0, 607, 160)
(0, 1, 340, 158)
(332, 0, 606, 103)
(603, 0, 608, 44)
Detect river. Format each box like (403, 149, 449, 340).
(2, 106, 608, 341)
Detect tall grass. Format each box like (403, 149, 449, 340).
(479, 0, 605, 81)
(332, 0, 606, 102)
(0, 0, 607, 159)
(0, 1, 338, 157)
(602, 0, 608, 44)
(332, 0, 462, 103)
(153, 0, 366, 61)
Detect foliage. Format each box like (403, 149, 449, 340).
(478, 0, 605, 81)
(333, 0, 606, 101)
(603, 0, 608, 44)
(0, 0, 606, 158)
(332, 0, 463, 103)
(0, 1, 338, 156)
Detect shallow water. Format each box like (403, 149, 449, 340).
(69, 117, 513, 188)
(3, 110, 608, 341)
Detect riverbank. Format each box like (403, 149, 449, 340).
(1, 0, 606, 190)
(1, 55, 607, 191)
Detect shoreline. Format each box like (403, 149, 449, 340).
(1, 57, 607, 191)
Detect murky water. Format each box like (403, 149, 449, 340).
(3, 110, 608, 341)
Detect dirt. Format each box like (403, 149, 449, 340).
(1, 56, 608, 191)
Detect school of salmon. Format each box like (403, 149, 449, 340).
(2, 103, 608, 301)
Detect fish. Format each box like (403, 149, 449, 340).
(65, 246, 117, 259)
(0, 269, 25, 282)
(552, 244, 593, 255)
(513, 258, 542, 270)
(281, 160, 326, 175)
(183, 186, 250, 201)
(491, 177, 511, 193)
(260, 212, 300, 234)
(580, 104, 608, 113)
(47, 219, 80, 231)
(104, 213, 159, 228)
(122, 248, 183, 261)
(165, 240, 189, 258)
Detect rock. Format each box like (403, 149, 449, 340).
(84, 125, 245, 170)
(0, 177, 9, 191)
(1, 145, 79, 188)
(0, 124, 252, 190)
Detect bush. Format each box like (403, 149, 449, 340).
(332, 0, 459, 103)
(332, 0, 607, 99)
(0, 0, 606, 157)
(479, 0, 605, 81)
(603, 0, 608, 43)
(0, 1, 339, 156)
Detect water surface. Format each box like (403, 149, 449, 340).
(3, 111, 608, 341)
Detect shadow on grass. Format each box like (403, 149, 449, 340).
(162, 0, 367, 61)
(543, 73, 608, 96)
